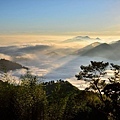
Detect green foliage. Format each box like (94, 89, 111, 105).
(21, 70, 38, 87)
(0, 75, 108, 120)
(44, 80, 80, 120)
(75, 61, 120, 120)
(1, 61, 120, 120)
(0, 71, 47, 120)
(0, 81, 17, 120)
(64, 90, 107, 120)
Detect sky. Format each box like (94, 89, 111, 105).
(0, 0, 120, 42)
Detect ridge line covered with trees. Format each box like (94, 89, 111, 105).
(0, 61, 119, 120)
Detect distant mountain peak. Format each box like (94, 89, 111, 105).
(75, 36, 90, 39)
(63, 36, 101, 43)
(91, 42, 101, 47)
(83, 36, 90, 39)
(75, 42, 101, 55)
(81, 43, 112, 57)
(96, 37, 101, 40)
(100, 43, 110, 46)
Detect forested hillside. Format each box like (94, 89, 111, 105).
(0, 61, 119, 120)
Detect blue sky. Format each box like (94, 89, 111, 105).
(0, 0, 120, 37)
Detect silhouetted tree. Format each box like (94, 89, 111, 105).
(75, 61, 109, 102)
(102, 63, 120, 120)
(75, 61, 120, 120)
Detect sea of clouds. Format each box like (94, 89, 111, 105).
(0, 40, 120, 89)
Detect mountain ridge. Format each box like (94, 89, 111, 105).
(0, 59, 28, 72)
(77, 41, 120, 60)
(63, 36, 101, 43)
(74, 42, 101, 55)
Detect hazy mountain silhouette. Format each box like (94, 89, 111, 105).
(63, 36, 101, 43)
(96, 37, 101, 40)
(110, 40, 120, 49)
(46, 48, 77, 57)
(71, 40, 120, 60)
(74, 42, 101, 55)
(45, 51, 60, 58)
(81, 43, 113, 58)
(0, 46, 18, 55)
(108, 40, 120, 60)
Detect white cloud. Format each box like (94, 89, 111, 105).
(16, 54, 37, 60)
(0, 53, 12, 60)
(0, 40, 120, 89)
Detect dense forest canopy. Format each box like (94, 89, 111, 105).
(0, 61, 119, 120)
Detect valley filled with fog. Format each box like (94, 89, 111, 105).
(0, 36, 120, 89)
